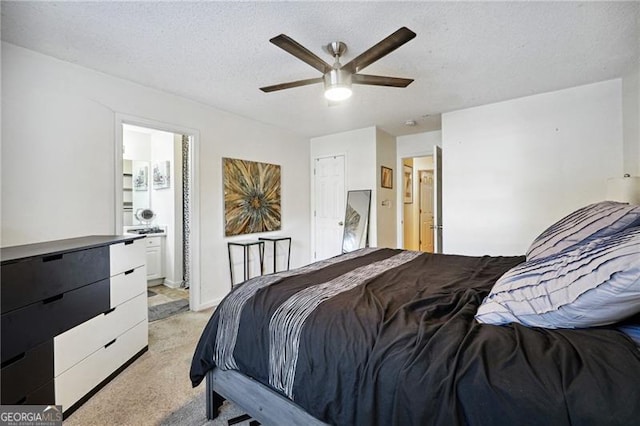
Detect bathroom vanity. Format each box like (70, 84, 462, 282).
(0, 235, 148, 416)
(124, 226, 166, 284)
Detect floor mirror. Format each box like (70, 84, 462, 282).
(342, 190, 372, 253)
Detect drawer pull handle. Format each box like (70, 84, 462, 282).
(124, 240, 134, 245)
(43, 254, 63, 262)
(13, 396, 27, 405)
(124, 269, 135, 275)
(1, 352, 25, 368)
(43, 294, 64, 305)
(104, 307, 116, 315)
(105, 339, 117, 348)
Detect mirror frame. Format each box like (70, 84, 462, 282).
(342, 189, 372, 253)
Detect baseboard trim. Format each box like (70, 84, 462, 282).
(194, 297, 223, 312)
(163, 279, 184, 289)
(147, 278, 164, 287)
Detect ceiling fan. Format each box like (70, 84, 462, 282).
(260, 27, 416, 102)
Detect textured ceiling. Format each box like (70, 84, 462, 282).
(2, 1, 638, 138)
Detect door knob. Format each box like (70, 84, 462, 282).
(338, 221, 344, 226)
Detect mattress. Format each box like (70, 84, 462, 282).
(191, 248, 640, 425)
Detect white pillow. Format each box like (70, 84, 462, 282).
(476, 226, 640, 329)
(526, 201, 640, 261)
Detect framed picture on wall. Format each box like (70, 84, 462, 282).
(381, 166, 393, 189)
(133, 164, 148, 191)
(403, 165, 413, 204)
(153, 161, 171, 189)
(223, 157, 281, 236)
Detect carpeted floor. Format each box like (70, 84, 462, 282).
(63, 307, 254, 426)
(159, 393, 250, 425)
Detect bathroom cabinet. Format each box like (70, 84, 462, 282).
(145, 235, 165, 281)
(0, 235, 148, 416)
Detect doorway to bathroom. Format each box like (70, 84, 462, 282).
(114, 115, 200, 312)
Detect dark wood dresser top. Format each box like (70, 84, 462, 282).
(1, 235, 144, 264)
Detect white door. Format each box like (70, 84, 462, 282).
(419, 170, 434, 252)
(433, 146, 443, 253)
(313, 155, 345, 261)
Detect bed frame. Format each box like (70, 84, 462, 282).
(205, 367, 328, 425)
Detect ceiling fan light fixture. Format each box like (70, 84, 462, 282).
(261, 28, 416, 100)
(325, 86, 352, 102)
(324, 69, 352, 101)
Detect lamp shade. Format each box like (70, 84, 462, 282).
(606, 175, 640, 204)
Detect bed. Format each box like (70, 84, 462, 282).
(191, 201, 640, 425)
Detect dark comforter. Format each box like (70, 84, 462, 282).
(191, 248, 640, 425)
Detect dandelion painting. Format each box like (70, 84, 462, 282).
(223, 158, 281, 236)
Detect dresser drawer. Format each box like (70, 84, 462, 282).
(110, 238, 145, 276)
(111, 265, 146, 307)
(55, 320, 148, 410)
(145, 236, 162, 248)
(54, 293, 147, 376)
(1, 340, 53, 405)
(1, 279, 110, 363)
(10, 380, 55, 406)
(1, 246, 109, 313)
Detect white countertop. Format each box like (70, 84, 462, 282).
(123, 225, 167, 236)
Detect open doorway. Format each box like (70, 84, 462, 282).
(403, 156, 433, 252)
(401, 146, 442, 253)
(115, 116, 200, 313)
(418, 169, 435, 252)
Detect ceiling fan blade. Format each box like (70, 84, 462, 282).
(260, 77, 324, 93)
(352, 74, 414, 87)
(270, 34, 332, 74)
(343, 27, 416, 74)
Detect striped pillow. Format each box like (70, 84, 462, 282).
(526, 201, 640, 261)
(476, 226, 640, 328)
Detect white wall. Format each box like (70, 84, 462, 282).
(622, 70, 639, 176)
(150, 130, 180, 286)
(375, 128, 397, 248)
(397, 131, 442, 159)
(1, 42, 310, 309)
(150, 129, 176, 234)
(123, 128, 152, 160)
(123, 127, 183, 287)
(396, 131, 442, 248)
(309, 126, 398, 251)
(123, 128, 152, 213)
(442, 79, 624, 256)
(310, 127, 378, 249)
